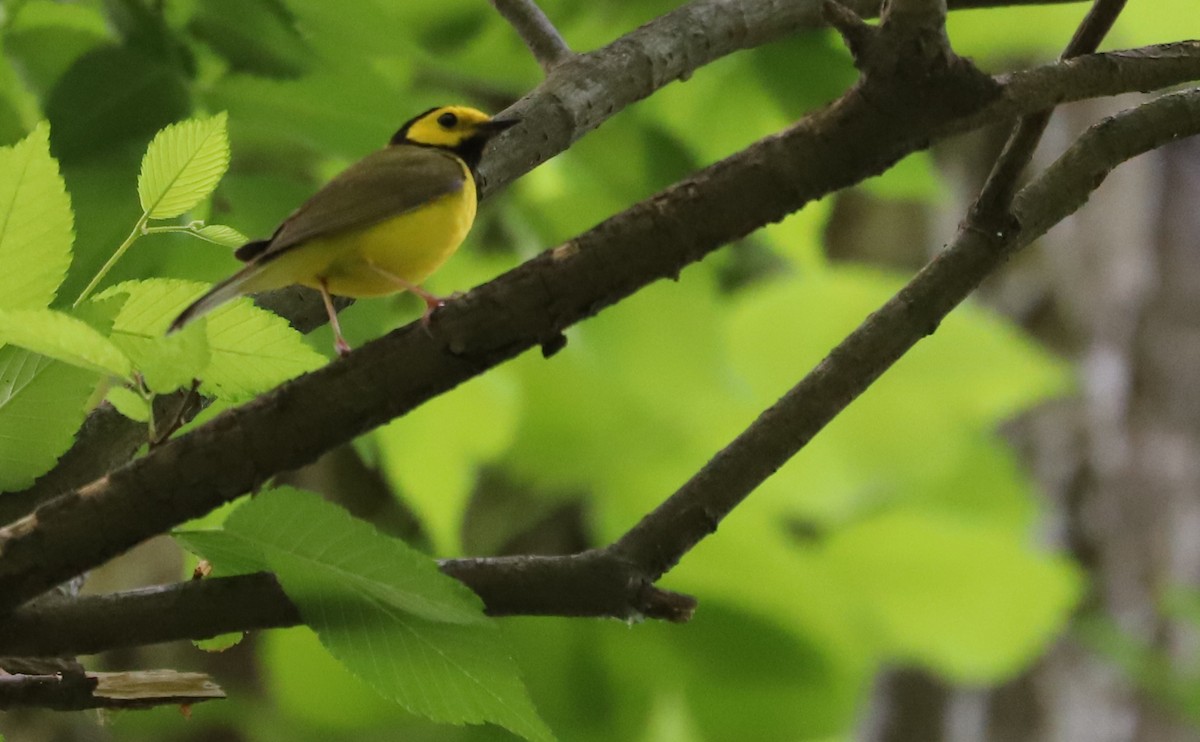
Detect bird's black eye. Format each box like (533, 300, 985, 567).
(437, 112, 458, 129)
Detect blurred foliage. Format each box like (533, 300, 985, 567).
(0, 0, 1196, 740)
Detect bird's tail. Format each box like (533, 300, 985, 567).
(168, 263, 264, 334)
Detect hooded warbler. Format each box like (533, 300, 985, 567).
(169, 105, 518, 355)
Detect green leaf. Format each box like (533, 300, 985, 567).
(138, 112, 230, 219)
(194, 223, 248, 248)
(200, 295, 326, 402)
(179, 488, 486, 624)
(822, 512, 1082, 681)
(105, 384, 150, 422)
(176, 488, 554, 741)
(194, 632, 245, 653)
(0, 122, 74, 310)
(0, 346, 97, 491)
(95, 280, 210, 393)
(0, 308, 131, 377)
(97, 278, 323, 401)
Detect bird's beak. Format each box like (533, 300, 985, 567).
(479, 117, 520, 137)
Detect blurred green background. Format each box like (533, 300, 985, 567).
(1, 0, 1199, 740)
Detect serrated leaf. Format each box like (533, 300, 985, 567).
(178, 488, 486, 625)
(138, 112, 230, 219)
(175, 489, 554, 741)
(0, 122, 73, 310)
(202, 298, 326, 402)
(0, 308, 130, 377)
(95, 279, 210, 393)
(97, 278, 322, 401)
(105, 384, 150, 422)
(194, 223, 248, 248)
(0, 346, 96, 491)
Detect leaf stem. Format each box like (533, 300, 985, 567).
(73, 213, 149, 307)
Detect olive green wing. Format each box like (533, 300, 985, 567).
(237, 145, 469, 263)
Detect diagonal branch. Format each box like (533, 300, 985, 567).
(489, 0, 573, 73)
(4, 85, 1199, 656)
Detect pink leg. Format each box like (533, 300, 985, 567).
(366, 263, 447, 327)
(318, 278, 351, 357)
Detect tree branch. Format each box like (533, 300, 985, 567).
(1, 40, 1199, 614)
(0, 67, 1195, 653)
(489, 0, 573, 73)
(2, 85, 1198, 655)
(2, 0, 1094, 516)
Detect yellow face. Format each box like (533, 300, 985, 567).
(397, 106, 497, 148)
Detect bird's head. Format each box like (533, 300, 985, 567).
(390, 106, 519, 170)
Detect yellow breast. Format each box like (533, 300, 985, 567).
(250, 165, 477, 298)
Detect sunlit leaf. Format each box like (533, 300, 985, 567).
(201, 296, 326, 402)
(0, 122, 73, 310)
(0, 346, 96, 491)
(138, 112, 230, 219)
(98, 278, 323, 402)
(0, 308, 130, 377)
(96, 280, 210, 393)
(194, 223, 248, 248)
(104, 384, 150, 422)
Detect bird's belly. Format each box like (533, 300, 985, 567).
(305, 187, 476, 297)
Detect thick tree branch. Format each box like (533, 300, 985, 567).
(489, 0, 573, 73)
(4, 0, 1092, 514)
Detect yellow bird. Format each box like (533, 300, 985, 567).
(169, 105, 518, 355)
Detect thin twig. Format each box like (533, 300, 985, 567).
(489, 0, 573, 73)
(972, 0, 1130, 220)
(0, 67, 1195, 653)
